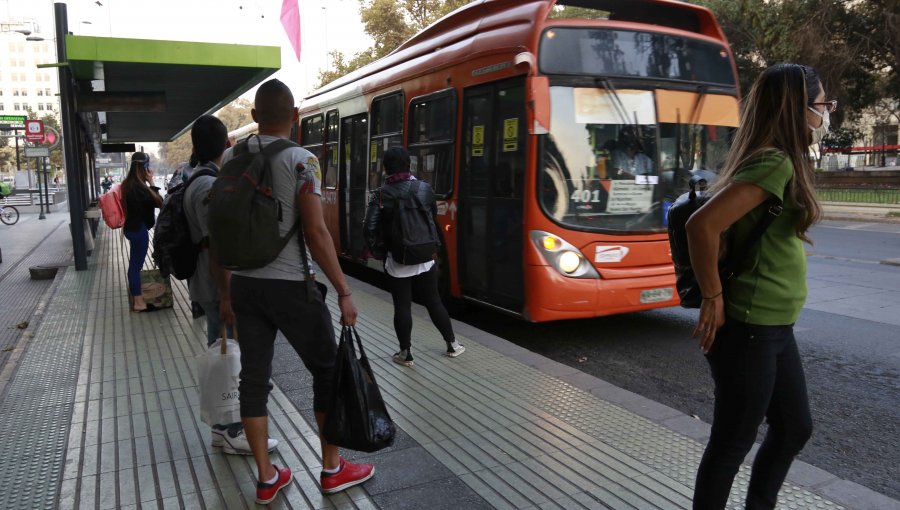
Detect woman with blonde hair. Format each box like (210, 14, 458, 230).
(686, 64, 833, 508)
(121, 152, 163, 312)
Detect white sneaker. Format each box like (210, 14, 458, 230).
(211, 427, 278, 455)
(392, 350, 414, 367)
(445, 343, 466, 358)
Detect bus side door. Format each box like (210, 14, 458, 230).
(459, 78, 526, 313)
(340, 114, 369, 259)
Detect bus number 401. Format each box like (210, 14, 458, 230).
(571, 189, 603, 203)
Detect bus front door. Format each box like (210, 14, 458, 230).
(459, 79, 526, 313)
(340, 114, 369, 259)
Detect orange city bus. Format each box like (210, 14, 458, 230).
(295, 0, 740, 322)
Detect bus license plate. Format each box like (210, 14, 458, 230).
(640, 287, 673, 304)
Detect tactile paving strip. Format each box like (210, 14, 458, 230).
(0, 254, 93, 509)
(0, 222, 73, 372)
(335, 285, 846, 510)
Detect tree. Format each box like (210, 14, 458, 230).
(158, 131, 192, 171)
(314, 0, 473, 89)
(215, 98, 253, 132)
(157, 98, 254, 170)
(316, 49, 380, 90)
(691, 0, 886, 131)
(0, 137, 15, 175)
(548, 5, 609, 20)
(821, 125, 862, 153)
(855, 0, 900, 99)
(865, 75, 900, 138)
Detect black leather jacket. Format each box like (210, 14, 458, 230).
(364, 179, 439, 260)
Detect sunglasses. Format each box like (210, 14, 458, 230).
(810, 100, 838, 113)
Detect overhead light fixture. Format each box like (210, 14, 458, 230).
(26, 35, 44, 41)
(14, 29, 32, 36)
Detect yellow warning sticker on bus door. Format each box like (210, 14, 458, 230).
(472, 125, 485, 156)
(370, 141, 378, 163)
(503, 118, 518, 152)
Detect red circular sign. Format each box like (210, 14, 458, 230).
(41, 127, 60, 148)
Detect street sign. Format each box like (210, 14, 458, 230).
(0, 115, 26, 130)
(25, 119, 44, 142)
(25, 147, 50, 157)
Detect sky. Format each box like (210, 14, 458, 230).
(3, 0, 373, 152)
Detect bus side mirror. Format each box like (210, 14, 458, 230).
(527, 76, 550, 135)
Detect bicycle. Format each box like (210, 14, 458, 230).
(0, 204, 19, 225)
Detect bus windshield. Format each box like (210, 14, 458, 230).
(540, 27, 735, 87)
(539, 86, 734, 232)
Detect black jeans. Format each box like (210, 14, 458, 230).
(387, 266, 454, 351)
(231, 276, 337, 417)
(693, 319, 813, 510)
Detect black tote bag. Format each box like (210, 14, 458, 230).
(324, 326, 396, 452)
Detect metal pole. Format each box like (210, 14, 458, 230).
(88, 156, 95, 199)
(90, 155, 98, 200)
(37, 156, 46, 219)
(44, 157, 52, 213)
(15, 132, 25, 189)
(55, 2, 87, 270)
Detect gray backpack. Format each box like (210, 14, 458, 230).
(208, 135, 311, 274)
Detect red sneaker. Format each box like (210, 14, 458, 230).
(256, 465, 292, 504)
(320, 458, 375, 494)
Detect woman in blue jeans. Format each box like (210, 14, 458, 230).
(121, 152, 162, 312)
(687, 64, 832, 508)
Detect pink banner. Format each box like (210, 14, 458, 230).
(280, 0, 301, 61)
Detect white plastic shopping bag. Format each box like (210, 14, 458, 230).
(196, 336, 241, 426)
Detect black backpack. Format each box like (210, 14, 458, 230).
(388, 180, 440, 265)
(667, 175, 781, 308)
(152, 167, 216, 280)
(208, 135, 304, 271)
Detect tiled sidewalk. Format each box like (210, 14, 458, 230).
(3, 224, 894, 509)
(18, 227, 377, 509)
(316, 285, 846, 510)
(0, 213, 73, 379)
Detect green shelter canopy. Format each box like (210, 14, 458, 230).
(64, 35, 279, 142)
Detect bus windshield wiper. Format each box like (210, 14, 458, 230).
(596, 77, 647, 154)
(596, 77, 631, 127)
(674, 84, 709, 187)
(686, 85, 708, 170)
(688, 84, 708, 127)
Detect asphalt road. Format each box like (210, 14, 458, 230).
(449, 220, 900, 501)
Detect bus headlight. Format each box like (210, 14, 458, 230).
(558, 250, 580, 273)
(529, 231, 599, 279)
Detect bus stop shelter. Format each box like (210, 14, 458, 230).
(51, 2, 279, 269)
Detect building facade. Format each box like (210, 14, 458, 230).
(0, 19, 59, 117)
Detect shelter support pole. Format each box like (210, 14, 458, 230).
(55, 2, 87, 270)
